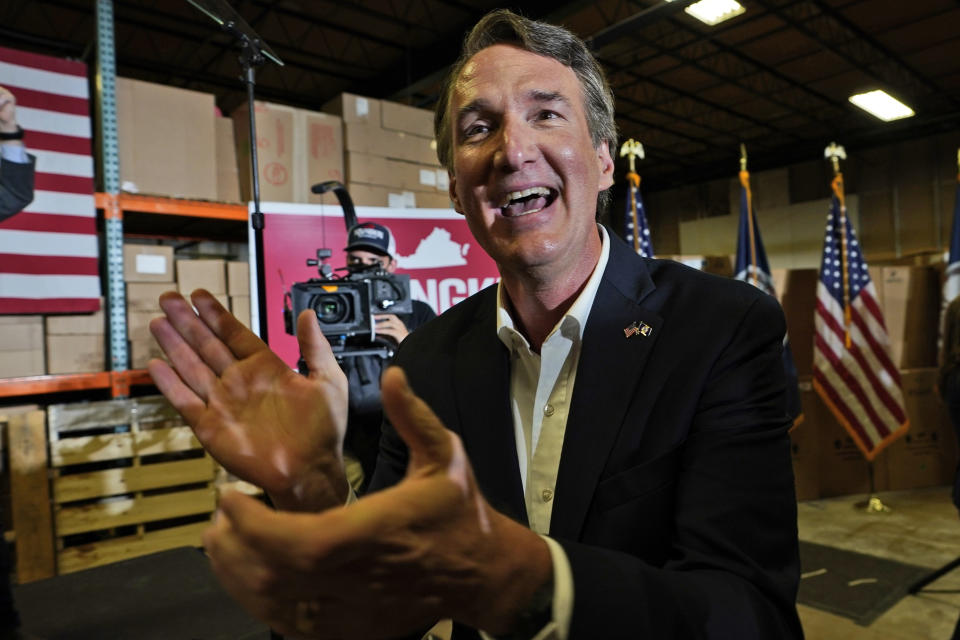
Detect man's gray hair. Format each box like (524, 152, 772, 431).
(434, 9, 617, 213)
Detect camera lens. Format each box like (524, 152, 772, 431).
(312, 295, 348, 324)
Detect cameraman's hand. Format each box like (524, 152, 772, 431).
(374, 314, 409, 345)
(148, 289, 350, 511)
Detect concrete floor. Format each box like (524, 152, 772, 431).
(798, 486, 960, 639)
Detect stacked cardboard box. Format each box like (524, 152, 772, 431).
(116, 77, 218, 201)
(176, 259, 228, 306)
(126, 282, 173, 369)
(881, 368, 957, 491)
(123, 243, 177, 370)
(231, 101, 344, 204)
(0, 316, 45, 378)
(215, 116, 241, 203)
(227, 261, 251, 329)
(325, 92, 451, 209)
(881, 266, 940, 369)
(45, 304, 106, 374)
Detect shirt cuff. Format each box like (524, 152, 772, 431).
(0, 144, 28, 163)
(537, 535, 574, 640)
(477, 535, 573, 640)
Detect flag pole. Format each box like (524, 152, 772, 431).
(620, 139, 644, 252)
(740, 144, 758, 286)
(825, 142, 852, 349)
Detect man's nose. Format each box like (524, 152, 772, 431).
(493, 117, 538, 171)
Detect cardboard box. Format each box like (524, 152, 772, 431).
(130, 339, 165, 370)
(126, 282, 174, 313)
(304, 110, 345, 204)
(215, 116, 241, 203)
(176, 259, 226, 295)
(779, 269, 818, 376)
(227, 261, 250, 296)
(116, 77, 217, 200)
(813, 384, 885, 497)
(126, 310, 162, 342)
(0, 316, 44, 378)
(381, 100, 435, 138)
(792, 378, 820, 501)
(230, 295, 251, 329)
(232, 102, 344, 204)
(124, 245, 175, 283)
(322, 92, 381, 125)
(344, 182, 448, 209)
(415, 191, 453, 209)
(345, 152, 446, 193)
(881, 368, 957, 490)
(0, 349, 44, 378)
(343, 123, 438, 166)
(881, 266, 940, 368)
(233, 101, 295, 202)
(45, 306, 105, 335)
(46, 335, 105, 374)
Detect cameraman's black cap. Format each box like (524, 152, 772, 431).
(344, 222, 395, 258)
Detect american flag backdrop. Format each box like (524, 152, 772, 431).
(623, 172, 653, 258)
(0, 45, 101, 314)
(813, 174, 908, 461)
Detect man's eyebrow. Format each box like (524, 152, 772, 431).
(527, 89, 571, 106)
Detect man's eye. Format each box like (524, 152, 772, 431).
(537, 110, 560, 121)
(463, 123, 490, 137)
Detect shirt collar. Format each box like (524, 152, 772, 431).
(497, 225, 611, 351)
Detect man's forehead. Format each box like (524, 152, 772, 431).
(454, 44, 579, 101)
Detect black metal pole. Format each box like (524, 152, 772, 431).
(241, 61, 269, 343)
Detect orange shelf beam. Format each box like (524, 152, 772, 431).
(95, 193, 248, 221)
(0, 370, 155, 399)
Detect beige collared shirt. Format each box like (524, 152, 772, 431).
(489, 224, 611, 640)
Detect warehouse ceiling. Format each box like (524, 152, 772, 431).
(2, 0, 959, 192)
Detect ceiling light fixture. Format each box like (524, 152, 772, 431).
(848, 90, 915, 122)
(677, 0, 746, 26)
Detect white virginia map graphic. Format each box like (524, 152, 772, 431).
(395, 227, 470, 269)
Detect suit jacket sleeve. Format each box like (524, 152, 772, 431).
(0, 155, 36, 221)
(558, 291, 802, 638)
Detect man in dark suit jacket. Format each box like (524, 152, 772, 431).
(0, 85, 35, 221)
(147, 8, 802, 639)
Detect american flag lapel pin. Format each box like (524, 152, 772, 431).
(624, 321, 652, 338)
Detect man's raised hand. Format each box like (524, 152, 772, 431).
(148, 289, 350, 511)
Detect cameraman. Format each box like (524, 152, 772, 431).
(341, 222, 435, 490)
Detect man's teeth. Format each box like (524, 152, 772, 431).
(499, 186, 551, 208)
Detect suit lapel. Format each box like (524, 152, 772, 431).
(453, 291, 528, 525)
(550, 235, 662, 539)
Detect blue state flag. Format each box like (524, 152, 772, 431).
(734, 170, 803, 427)
(624, 174, 654, 258)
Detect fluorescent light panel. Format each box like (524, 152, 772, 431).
(848, 90, 915, 122)
(682, 0, 746, 26)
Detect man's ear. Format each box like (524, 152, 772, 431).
(596, 141, 615, 191)
(448, 171, 465, 215)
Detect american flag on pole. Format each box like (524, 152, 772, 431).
(813, 172, 908, 461)
(734, 169, 802, 426)
(624, 172, 654, 258)
(0, 45, 100, 314)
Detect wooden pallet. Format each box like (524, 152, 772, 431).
(47, 396, 216, 574)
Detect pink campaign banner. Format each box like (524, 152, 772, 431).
(250, 203, 500, 369)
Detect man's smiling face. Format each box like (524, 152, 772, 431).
(447, 44, 614, 281)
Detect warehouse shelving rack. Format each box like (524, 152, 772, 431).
(0, 0, 251, 402)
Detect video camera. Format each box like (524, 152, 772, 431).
(284, 181, 412, 361)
